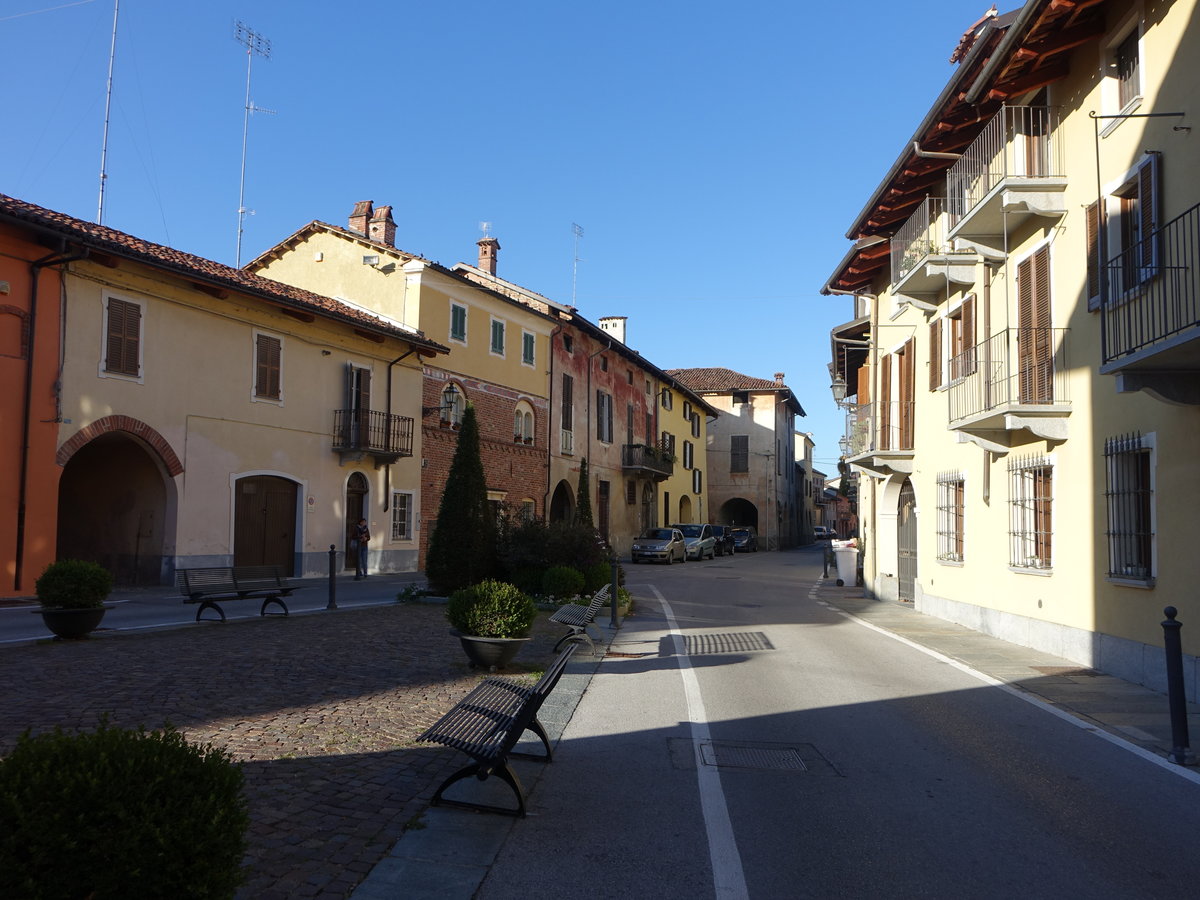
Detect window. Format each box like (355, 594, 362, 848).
(1115, 28, 1141, 109)
(1009, 455, 1053, 569)
(442, 383, 464, 426)
(563, 334, 574, 353)
(731, 435, 749, 473)
(732, 390, 749, 406)
(521, 499, 536, 521)
(627, 369, 634, 385)
(683, 440, 694, 470)
(947, 296, 976, 381)
(691, 412, 700, 438)
(1109, 153, 1161, 295)
(596, 390, 613, 443)
(254, 333, 281, 400)
(391, 492, 413, 541)
(598, 480, 610, 540)
(645, 412, 653, 445)
(936, 472, 965, 562)
(661, 388, 673, 411)
(660, 431, 676, 459)
(522, 331, 535, 366)
(929, 319, 942, 390)
(103, 296, 141, 377)
(1016, 246, 1053, 404)
(626, 403, 635, 446)
(490, 318, 505, 355)
(683, 400, 692, 421)
(561, 374, 574, 432)
(626, 480, 637, 505)
(1105, 432, 1154, 581)
(693, 469, 703, 494)
(599, 355, 608, 372)
(450, 303, 467, 342)
(514, 401, 534, 443)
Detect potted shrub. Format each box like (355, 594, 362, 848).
(33, 559, 114, 640)
(446, 579, 537, 671)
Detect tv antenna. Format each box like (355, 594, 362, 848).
(479, 221, 493, 238)
(96, 0, 120, 224)
(234, 21, 274, 266)
(571, 222, 584, 305)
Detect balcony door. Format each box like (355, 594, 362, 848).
(1017, 246, 1053, 404)
(345, 364, 371, 449)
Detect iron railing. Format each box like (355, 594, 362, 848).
(1102, 199, 1200, 365)
(946, 106, 1063, 228)
(332, 409, 414, 456)
(947, 328, 1070, 423)
(621, 443, 674, 479)
(846, 400, 914, 455)
(891, 197, 951, 283)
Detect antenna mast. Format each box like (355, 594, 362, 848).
(571, 222, 584, 305)
(234, 21, 273, 266)
(96, 0, 119, 224)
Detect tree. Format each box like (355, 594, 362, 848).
(426, 405, 495, 594)
(574, 458, 593, 529)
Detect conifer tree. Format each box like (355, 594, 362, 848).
(426, 405, 494, 594)
(574, 458, 594, 529)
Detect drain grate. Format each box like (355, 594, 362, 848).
(701, 742, 807, 772)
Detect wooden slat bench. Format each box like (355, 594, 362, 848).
(417, 643, 578, 817)
(549, 584, 610, 655)
(176, 565, 300, 622)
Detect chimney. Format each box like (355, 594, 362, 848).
(348, 200, 373, 235)
(477, 237, 500, 275)
(369, 205, 396, 247)
(774, 372, 785, 386)
(599, 316, 627, 345)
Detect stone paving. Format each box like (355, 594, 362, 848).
(0, 601, 565, 899)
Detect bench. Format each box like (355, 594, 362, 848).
(549, 584, 610, 655)
(176, 565, 300, 622)
(417, 643, 578, 816)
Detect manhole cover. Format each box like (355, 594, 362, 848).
(701, 742, 807, 772)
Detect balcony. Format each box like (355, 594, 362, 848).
(1101, 200, 1200, 403)
(845, 401, 914, 477)
(621, 443, 674, 480)
(332, 409, 414, 466)
(946, 106, 1066, 244)
(890, 198, 978, 297)
(947, 328, 1071, 450)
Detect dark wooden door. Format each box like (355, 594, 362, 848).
(234, 476, 297, 574)
(344, 472, 367, 570)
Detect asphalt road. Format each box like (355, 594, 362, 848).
(476, 548, 1200, 899)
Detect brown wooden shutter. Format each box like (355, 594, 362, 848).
(899, 339, 915, 449)
(561, 374, 573, 430)
(962, 295, 976, 375)
(105, 298, 140, 376)
(1138, 152, 1160, 270)
(1018, 247, 1053, 403)
(256, 334, 281, 399)
(929, 319, 942, 390)
(879, 355, 892, 451)
(1085, 201, 1101, 308)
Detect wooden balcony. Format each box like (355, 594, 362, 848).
(332, 409, 414, 466)
(621, 443, 673, 481)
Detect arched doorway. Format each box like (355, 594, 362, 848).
(678, 495, 693, 523)
(719, 497, 758, 529)
(57, 432, 169, 585)
(641, 484, 655, 532)
(234, 475, 298, 574)
(344, 472, 368, 571)
(549, 480, 574, 523)
(897, 479, 917, 602)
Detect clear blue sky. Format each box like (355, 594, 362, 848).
(2, 0, 987, 470)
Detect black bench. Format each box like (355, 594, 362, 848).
(417, 643, 578, 816)
(176, 565, 300, 622)
(549, 584, 611, 654)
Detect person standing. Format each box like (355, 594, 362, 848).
(353, 518, 370, 579)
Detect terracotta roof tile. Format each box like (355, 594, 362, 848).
(666, 367, 784, 392)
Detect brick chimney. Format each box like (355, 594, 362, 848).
(369, 205, 396, 247)
(775, 372, 785, 386)
(348, 200, 373, 235)
(477, 237, 500, 275)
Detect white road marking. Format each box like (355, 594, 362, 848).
(649, 584, 749, 900)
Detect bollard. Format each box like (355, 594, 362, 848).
(609, 557, 619, 628)
(823, 546, 830, 579)
(1161, 606, 1191, 765)
(327, 544, 338, 610)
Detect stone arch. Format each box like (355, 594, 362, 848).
(57, 415, 183, 476)
(549, 479, 574, 523)
(719, 497, 758, 529)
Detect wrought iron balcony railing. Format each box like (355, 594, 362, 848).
(891, 197, 952, 284)
(332, 409, 414, 458)
(621, 443, 674, 479)
(846, 400, 915, 456)
(947, 328, 1070, 425)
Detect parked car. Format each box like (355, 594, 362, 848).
(710, 525, 736, 557)
(672, 523, 716, 560)
(730, 526, 758, 552)
(631, 527, 686, 564)
(813, 526, 835, 541)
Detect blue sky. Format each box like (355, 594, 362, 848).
(2, 0, 987, 470)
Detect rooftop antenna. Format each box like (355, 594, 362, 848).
(571, 222, 584, 305)
(479, 221, 493, 238)
(96, 0, 120, 224)
(234, 21, 274, 266)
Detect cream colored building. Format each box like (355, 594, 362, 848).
(822, 0, 1200, 691)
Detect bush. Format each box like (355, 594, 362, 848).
(446, 580, 537, 638)
(583, 560, 625, 592)
(34, 560, 114, 609)
(541, 566, 585, 599)
(508, 566, 546, 597)
(0, 721, 248, 899)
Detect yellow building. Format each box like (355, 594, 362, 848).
(822, 0, 1200, 690)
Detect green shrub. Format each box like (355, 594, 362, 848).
(34, 560, 114, 609)
(446, 580, 537, 638)
(541, 566, 585, 599)
(0, 721, 248, 899)
(508, 566, 546, 597)
(583, 559, 625, 592)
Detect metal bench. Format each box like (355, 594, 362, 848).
(417, 643, 578, 816)
(176, 565, 300, 622)
(548, 584, 610, 654)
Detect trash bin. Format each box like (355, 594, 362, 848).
(831, 541, 858, 587)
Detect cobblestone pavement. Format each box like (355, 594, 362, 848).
(0, 602, 564, 899)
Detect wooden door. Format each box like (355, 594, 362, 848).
(234, 476, 297, 574)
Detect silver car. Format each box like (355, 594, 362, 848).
(673, 523, 716, 560)
(631, 527, 686, 564)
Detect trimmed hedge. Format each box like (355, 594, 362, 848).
(541, 566, 585, 599)
(34, 560, 113, 609)
(446, 580, 536, 639)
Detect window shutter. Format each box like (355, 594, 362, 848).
(256, 334, 281, 399)
(105, 298, 140, 376)
(1138, 151, 1160, 270)
(1085, 201, 1101, 309)
(561, 374, 573, 431)
(962, 295, 976, 375)
(879, 355, 892, 451)
(929, 319, 942, 390)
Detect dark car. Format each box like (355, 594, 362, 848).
(730, 526, 758, 552)
(631, 527, 686, 564)
(710, 525, 736, 557)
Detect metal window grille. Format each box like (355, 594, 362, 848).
(391, 492, 412, 541)
(936, 472, 965, 562)
(1104, 433, 1153, 580)
(1008, 455, 1053, 568)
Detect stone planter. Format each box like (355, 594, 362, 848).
(453, 632, 531, 672)
(35, 605, 112, 640)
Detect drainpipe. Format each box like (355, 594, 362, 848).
(383, 347, 417, 513)
(15, 245, 87, 593)
(911, 141, 962, 161)
(544, 323, 563, 517)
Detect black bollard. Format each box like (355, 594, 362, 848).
(823, 546, 830, 579)
(327, 544, 338, 610)
(1161, 606, 1190, 764)
(609, 557, 619, 628)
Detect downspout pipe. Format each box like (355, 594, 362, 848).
(383, 348, 417, 513)
(911, 141, 962, 161)
(544, 323, 563, 518)
(16, 245, 87, 593)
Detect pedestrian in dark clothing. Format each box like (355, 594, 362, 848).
(353, 519, 370, 579)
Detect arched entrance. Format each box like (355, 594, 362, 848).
(641, 484, 656, 532)
(344, 472, 368, 571)
(57, 432, 170, 585)
(678, 495, 693, 523)
(897, 479, 917, 602)
(549, 480, 574, 523)
(234, 475, 298, 574)
(719, 497, 758, 529)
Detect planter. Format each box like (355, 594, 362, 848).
(35, 605, 112, 640)
(453, 631, 531, 671)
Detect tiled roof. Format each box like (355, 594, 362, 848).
(666, 367, 784, 393)
(0, 194, 448, 355)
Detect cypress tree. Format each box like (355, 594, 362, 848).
(426, 405, 495, 594)
(574, 458, 594, 529)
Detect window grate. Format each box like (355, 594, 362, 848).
(936, 471, 965, 562)
(1008, 454, 1052, 569)
(1104, 432, 1153, 580)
